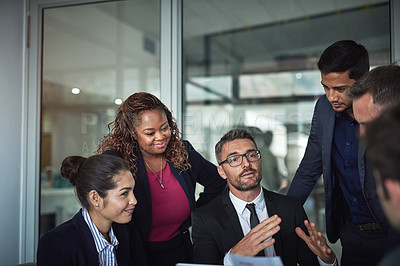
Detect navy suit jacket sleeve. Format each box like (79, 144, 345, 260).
(37, 210, 140, 266)
(37, 227, 80, 266)
(287, 96, 331, 204)
(183, 141, 227, 207)
(37, 210, 99, 266)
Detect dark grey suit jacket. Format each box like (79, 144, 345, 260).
(191, 187, 319, 266)
(287, 95, 394, 244)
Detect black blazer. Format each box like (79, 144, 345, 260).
(192, 188, 319, 266)
(37, 209, 147, 266)
(105, 140, 227, 242)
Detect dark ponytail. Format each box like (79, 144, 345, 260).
(60, 154, 130, 210)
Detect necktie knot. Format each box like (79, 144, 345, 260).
(246, 203, 256, 213)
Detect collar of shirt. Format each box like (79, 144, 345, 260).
(335, 110, 356, 122)
(82, 208, 119, 253)
(229, 188, 266, 218)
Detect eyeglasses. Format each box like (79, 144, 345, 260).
(219, 150, 261, 167)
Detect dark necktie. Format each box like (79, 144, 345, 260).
(245, 203, 265, 256)
(246, 203, 260, 229)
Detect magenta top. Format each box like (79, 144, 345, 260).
(147, 162, 191, 242)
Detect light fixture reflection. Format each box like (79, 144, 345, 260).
(295, 73, 302, 79)
(71, 87, 80, 94)
(115, 98, 123, 105)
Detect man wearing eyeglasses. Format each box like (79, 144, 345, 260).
(191, 128, 337, 266)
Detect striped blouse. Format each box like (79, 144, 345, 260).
(82, 208, 119, 266)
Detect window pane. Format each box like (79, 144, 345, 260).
(40, 0, 160, 236)
(183, 0, 389, 238)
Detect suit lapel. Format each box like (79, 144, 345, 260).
(170, 163, 195, 210)
(263, 189, 283, 257)
(322, 107, 335, 177)
(114, 224, 130, 266)
(222, 189, 244, 241)
(135, 152, 153, 208)
(73, 210, 99, 266)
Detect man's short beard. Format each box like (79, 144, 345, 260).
(232, 181, 260, 191)
(229, 177, 261, 191)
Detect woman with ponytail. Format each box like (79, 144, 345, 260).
(37, 154, 148, 266)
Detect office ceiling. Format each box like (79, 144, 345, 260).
(42, 0, 390, 107)
(182, 0, 389, 74)
(44, 0, 389, 70)
(183, 0, 387, 37)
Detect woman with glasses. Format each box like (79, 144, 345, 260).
(98, 92, 227, 266)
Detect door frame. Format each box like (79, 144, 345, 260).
(23, 0, 182, 261)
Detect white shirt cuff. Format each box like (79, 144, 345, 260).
(223, 250, 233, 266)
(317, 256, 337, 266)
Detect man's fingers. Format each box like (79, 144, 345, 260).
(251, 215, 281, 234)
(260, 215, 280, 226)
(263, 216, 281, 231)
(231, 234, 277, 257)
(259, 237, 276, 249)
(258, 225, 280, 242)
(304, 220, 317, 237)
(295, 227, 309, 242)
(251, 223, 281, 244)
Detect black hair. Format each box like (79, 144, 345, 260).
(317, 40, 369, 80)
(60, 154, 130, 210)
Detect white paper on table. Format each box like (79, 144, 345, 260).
(229, 254, 284, 266)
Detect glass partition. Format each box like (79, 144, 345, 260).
(40, 0, 160, 236)
(183, 0, 390, 236)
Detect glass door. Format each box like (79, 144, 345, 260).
(40, 0, 161, 236)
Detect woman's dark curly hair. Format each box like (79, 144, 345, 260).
(98, 92, 190, 176)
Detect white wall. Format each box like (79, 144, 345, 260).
(0, 0, 25, 265)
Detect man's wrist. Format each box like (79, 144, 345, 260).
(317, 256, 337, 266)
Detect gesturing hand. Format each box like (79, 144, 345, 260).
(231, 214, 281, 257)
(295, 220, 336, 264)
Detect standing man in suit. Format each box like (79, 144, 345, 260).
(192, 128, 336, 266)
(287, 40, 392, 266)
